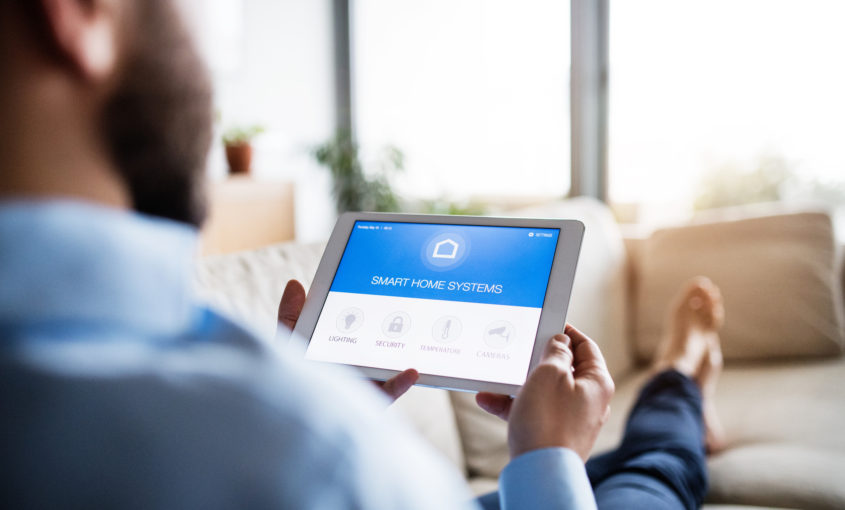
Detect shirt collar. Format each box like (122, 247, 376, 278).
(0, 200, 199, 337)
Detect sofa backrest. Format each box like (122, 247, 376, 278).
(508, 197, 632, 378)
(446, 197, 633, 481)
(195, 242, 326, 339)
(633, 209, 845, 362)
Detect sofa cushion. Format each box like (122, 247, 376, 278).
(707, 444, 843, 510)
(195, 242, 326, 340)
(634, 211, 844, 362)
(449, 391, 510, 480)
(463, 358, 845, 509)
(594, 359, 845, 510)
(387, 386, 466, 471)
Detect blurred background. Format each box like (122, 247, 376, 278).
(183, 0, 845, 246)
(187, 6, 845, 504)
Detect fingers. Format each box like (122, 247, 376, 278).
(565, 324, 615, 398)
(476, 392, 514, 421)
(376, 369, 419, 402)
(277, 280, 306, 331)
(565, 324, 609, 372)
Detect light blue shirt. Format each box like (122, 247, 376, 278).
(0, 200, 596, 509)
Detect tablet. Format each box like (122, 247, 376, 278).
(292, 212, 584, 395)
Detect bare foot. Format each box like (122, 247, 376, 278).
(652, 277, 727, 454)
(699, 345, 727, 453)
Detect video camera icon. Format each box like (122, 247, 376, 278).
(483, 320, 515, 349)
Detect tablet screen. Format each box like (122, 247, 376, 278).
(304, 221, 560, 386)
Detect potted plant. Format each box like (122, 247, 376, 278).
(222, 125, 264, 175)
(313, 130, 404, 213)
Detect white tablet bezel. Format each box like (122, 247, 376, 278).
(292, 212, 584, 396)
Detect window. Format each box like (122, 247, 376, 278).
(609, 0, 845, 226)
(353, 0, 571, 203)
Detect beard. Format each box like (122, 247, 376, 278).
(100, 0, 213, 228)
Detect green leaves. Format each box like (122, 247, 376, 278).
(312, 130, 403, 214)
(222, 125, 265, 145)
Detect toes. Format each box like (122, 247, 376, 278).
(677, 277, 725, 330)
(688, 295, 705, 311)
(689, 276, 722, 302)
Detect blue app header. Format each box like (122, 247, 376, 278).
(329, 221, 560, 308)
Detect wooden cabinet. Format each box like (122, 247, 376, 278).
(200, 176, 295, 255)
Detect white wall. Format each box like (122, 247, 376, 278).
(187, 0, 338, 243)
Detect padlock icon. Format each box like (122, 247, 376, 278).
(388, 316, 404, 333)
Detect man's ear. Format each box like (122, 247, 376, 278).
(39, 0, 119, 81)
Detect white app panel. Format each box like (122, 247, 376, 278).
(305, 291, 542, 386)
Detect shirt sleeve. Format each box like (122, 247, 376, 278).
(499, 447, 597, 510)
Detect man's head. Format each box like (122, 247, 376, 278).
(0, 0, 213, 227)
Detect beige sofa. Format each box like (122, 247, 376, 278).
(195, 198, 845, 509)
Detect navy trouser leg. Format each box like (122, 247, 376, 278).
(475, 370, 707, 510)
(586, 370, 708, 510)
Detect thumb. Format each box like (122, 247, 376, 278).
(476, 392, 514, 421)
(278, 280, 306, 332)
(377, 369, 419, 402)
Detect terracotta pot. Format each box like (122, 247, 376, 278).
(225, 143, 253, 175)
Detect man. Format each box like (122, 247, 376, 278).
(0, 1, 611, 508)
(0, 1, 721, 509)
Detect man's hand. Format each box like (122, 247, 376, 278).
(277, 279, 419, 403)
(371, 368, 419, 401)
(476, 324, 615, 462)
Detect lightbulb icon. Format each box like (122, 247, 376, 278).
(344, 314, 356, 330)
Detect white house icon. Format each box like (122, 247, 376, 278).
(432, 239, 459, 259)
